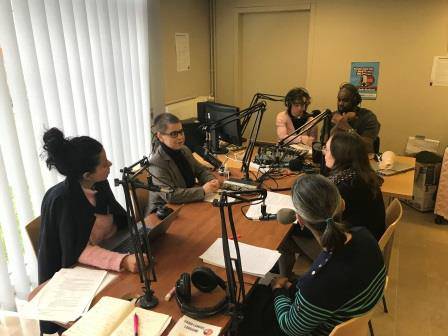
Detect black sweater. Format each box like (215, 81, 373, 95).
(38, 179, 126, 333)
(330, 169, 385, 240)
(274, 227, 386, 335)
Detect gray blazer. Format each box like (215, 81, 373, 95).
(146, 145, 215, 214)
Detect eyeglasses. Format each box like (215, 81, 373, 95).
(161, 129, 184, 138)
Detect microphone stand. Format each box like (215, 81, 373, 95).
(320, 109, 332, 144)
(212, 189, 267, 334)
(204, 101, 267, 186)
(243, 93, 285, 134)
(278, 109, 332, 147)
(114, 157, 159, 309)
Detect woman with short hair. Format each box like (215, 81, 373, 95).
(147, 113, 219, 213)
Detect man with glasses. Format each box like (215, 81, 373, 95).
(147, 113, 220, 214)
(275, 87, 317, 146)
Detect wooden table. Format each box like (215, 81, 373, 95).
(32, 151, 414, 333)
(379, 156, 416, 200)
(30, 170, 295, 334)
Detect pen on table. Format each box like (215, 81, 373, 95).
(164, 286, 176, 301)
(134, 312, 139, 336)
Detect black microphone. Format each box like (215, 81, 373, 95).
(259, 203, 276, 220)
(131, 178, 174, 193)
(276, 208, 296, 224)
(194, 146, 222, 170)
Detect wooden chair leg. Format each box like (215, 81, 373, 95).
(368, 320, 375, 336)
(382, 295, 389, 313)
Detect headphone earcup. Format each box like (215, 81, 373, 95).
(191, 267, 226, 293)
(174, 269, 229, 319)
(175, 272, 191, 302)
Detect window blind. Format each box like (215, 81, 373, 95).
(0, 0, 150, 311)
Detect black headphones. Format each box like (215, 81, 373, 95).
(339, 83, 362, 106)
(284, 87, 311, 109)
(175, 267, 229, 319)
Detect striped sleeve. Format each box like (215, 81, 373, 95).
(274, 289, 333, 336)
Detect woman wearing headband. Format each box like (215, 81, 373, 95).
(275, 87, 318, 146)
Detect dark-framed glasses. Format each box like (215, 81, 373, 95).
(161, 129, 184, 138)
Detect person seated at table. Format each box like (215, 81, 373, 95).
(325, 131, 386, 240)
(147, 113, 220, 214)
(39, 128, 140, 334)
(331, 83, 380, 152)
(276, 87, 317, 146)
(239, 174, 386, 336)
(278, 131, 385, 275)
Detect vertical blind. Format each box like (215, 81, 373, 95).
(0, 0, 150, 311)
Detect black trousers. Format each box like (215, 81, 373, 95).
(238, 282, 297, 336)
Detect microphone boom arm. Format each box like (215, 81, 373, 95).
(278, 110, 332, 147)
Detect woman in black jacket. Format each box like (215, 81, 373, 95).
(325, 131, 385, 240)
(278, 131, 385, 276)
(38, 128, 139, 334)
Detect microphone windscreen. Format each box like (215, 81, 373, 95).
(277, 208, 296, 224)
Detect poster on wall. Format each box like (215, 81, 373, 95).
(430, 56, 448, 86)
(175, 33, 191, 72)
(349, 62, 380, 100)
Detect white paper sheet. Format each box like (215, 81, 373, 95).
(23, 267, 107, 323)
(200, 238, 281, 277)
(245, 191, 295, 220)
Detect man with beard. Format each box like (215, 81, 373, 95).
(331, 83, 380, 153)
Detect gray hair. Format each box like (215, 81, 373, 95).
(152, 113, 180, 133)
(151, 113, 181, 152)
(292, 174, 347, 250)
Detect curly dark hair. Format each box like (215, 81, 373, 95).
(42, 128, 103, 180)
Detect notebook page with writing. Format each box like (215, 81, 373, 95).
(111, 307, 171, 336)
(63, 296, 132, 336)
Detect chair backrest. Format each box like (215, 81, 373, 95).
(379, 198, 403, 271)
(329, 309, 375, 336)
(131, 170, 150, 222)
(25, 217, 41, 257)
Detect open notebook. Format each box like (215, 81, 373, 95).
(63, 296, 171, 336)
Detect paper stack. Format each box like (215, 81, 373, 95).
(23, 267, 115, 324)
(200, 238, 281, 277)
(245, 191, 295, 220)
